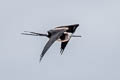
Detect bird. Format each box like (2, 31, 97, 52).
(22, 24, 81, 61)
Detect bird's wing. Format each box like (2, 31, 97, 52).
(40, 30, 65, 61)
(60, 38, 71, 55)
(56, 24, 79, 33)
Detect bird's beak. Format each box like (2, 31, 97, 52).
(71, 35, 82, 37)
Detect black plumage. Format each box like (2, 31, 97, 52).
(22, 24, 81, 61)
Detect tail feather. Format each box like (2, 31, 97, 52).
(21, 31, 48, 37)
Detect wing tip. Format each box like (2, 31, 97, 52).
(39, 58, 42, 63)
(60, 49, 64, 55)
(39, 57, 43, 63)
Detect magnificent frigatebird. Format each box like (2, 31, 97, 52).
(22, 24, 81, 61)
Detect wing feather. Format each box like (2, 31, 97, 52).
(40, 30, 65, 61)
(56, 24, 79, 33)
(60, 37, 71, 55)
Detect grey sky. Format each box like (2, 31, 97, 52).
(0, 0, 120, 80)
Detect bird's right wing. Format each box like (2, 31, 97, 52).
(56, 24, 79, 33)
(40, 30, 65, 61)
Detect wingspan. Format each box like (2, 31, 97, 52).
(40, 30, 65, 61)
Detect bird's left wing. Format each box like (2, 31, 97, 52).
(60, 37, 71, 55)
(40, 30, 65, 61)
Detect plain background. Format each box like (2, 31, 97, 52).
(0, 0, 120, 80)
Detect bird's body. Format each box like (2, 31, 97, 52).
(57, 32, 72, 42)
(22, 24, 81, 61)
(48, 28, 72, 42)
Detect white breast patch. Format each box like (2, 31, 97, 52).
(57, 32, 72, 42)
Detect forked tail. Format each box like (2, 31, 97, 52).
(21, 31, 48, 37)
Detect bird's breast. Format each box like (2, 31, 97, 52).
(57, 32, 72, 42)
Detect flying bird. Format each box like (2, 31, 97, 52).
(22, 24, 81, 61)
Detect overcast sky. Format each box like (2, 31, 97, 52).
(0, 0, 120, 80)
